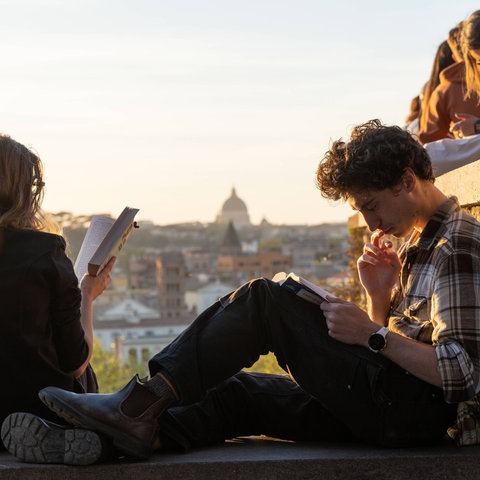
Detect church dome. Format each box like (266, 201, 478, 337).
(216, 187, 251, 228)
(221, 188, 248, 213)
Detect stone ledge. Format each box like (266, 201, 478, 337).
(1, 437, 480, 480)
(435, 159, 480, 206)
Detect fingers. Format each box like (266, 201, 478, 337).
(320, 303, 336, 333)
(370, 229, 384, 247)
(369, 230, 392, 249)
(450, 125, 464, 139)
(360, 241, 391, 263)
(80, 257, 116, 298)
(100, 256, 116, 277)
(450, 114, 479, 138)
(324, 294, 346, 304)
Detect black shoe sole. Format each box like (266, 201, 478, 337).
(1, 412, 104, 465)
(38, 392, 152, 459)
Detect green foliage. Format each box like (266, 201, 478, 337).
(91, 338, 287, 393)
(244, 352, 286, 375)
(90, 338, 149, 393)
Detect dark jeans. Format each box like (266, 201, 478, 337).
(149, 278, 457, 448)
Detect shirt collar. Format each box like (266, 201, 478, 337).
(411, 196, 460, 251)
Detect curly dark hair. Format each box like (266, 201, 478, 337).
(315, 119, 434, 201)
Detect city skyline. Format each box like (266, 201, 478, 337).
(2, 1, 476, 226)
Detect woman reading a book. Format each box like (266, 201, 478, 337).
(0, 133, 114, 462)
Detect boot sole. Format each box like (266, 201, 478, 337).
(38, 392, 152, 459)
(1, 412, 103, 465)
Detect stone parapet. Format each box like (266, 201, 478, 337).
(1, 437, 480, 480)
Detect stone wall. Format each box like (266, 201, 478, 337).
(435, 159, 480, 220)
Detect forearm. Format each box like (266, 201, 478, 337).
(380, 330, 442, 387)
(367, 290, 392, 326)
(71, 258, 115, 378)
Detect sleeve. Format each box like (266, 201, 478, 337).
(434, 250, 480, 403)
(48, 236, 90, 373)
(418, 88, 451, 144)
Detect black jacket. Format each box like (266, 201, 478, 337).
(0, 228, 90, 424)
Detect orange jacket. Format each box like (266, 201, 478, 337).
(418, 62, 480, 144)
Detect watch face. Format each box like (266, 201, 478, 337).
(369, 333, 386, 352)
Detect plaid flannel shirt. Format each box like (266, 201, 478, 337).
(389, 196, 480, 446)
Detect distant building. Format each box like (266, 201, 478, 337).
(214, 220, 291, 284)
(218, 251, 291, 284)
(95, 298, 161, 350)
(219, 221, 242, 256)
(95, 297, 192, 365)
(183, 250, 216, 276)
(197, 280, 235, 313)
(129, 252, 158, 289)
(156, 252, 188, 319)
(216, 187, 251, 229)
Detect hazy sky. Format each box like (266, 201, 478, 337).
(2, 0, 477, 225)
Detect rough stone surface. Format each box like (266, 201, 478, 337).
(1, 437, 480, 480)
(435, 159, 480, 207)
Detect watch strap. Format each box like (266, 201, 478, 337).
(474, 120, 480, 134)
(368, 326, 389, 353)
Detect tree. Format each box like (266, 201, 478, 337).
(90, 338, 149, 393)
(245, 352, 285, 375)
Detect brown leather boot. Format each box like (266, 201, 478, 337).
(39, 375, 177, 459)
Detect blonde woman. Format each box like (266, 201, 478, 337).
(449, 10, 480, 138)
(0, 134, 114, 464)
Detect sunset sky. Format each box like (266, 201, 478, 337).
(2, 0, 476, 225)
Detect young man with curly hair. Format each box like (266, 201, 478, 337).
(4, 119, 480, 464)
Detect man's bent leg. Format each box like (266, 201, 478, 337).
(151, 278, 456, 446)
(159, 371, 353, 450)
(149, 278, 340, 401)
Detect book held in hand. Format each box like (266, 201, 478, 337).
(74, 207, 139, 279)
(272, 271, 330, 305)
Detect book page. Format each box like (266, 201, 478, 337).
(74, 215, 115, 280)
(273, 271, 331, 304)
(295, 274, 331, 300)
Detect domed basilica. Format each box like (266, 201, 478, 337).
(215, 187, 251, 229)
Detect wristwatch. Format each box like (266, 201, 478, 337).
(368, 326, 389, 353)
(474, 120, 480, 135)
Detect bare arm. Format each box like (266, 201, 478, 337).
(380, 330, 441, 387)
(72, 257, 116, 378)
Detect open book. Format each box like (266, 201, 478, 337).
(74, 207, 139, 279)
(272, 271, 330, 305)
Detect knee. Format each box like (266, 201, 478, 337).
(219, 277, 272, 308)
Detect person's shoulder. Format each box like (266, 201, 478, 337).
(2, 228, 66, 250)
(444, 208, 480, 250)
(439, 62, 465, 84)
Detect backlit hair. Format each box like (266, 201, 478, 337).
(0, 134, 56, 231)
(461, 10, 480, 101)
(316, 119, 434, 201)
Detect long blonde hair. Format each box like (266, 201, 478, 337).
(0, 134, 57, 232)
(462, 10, 480, 101)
